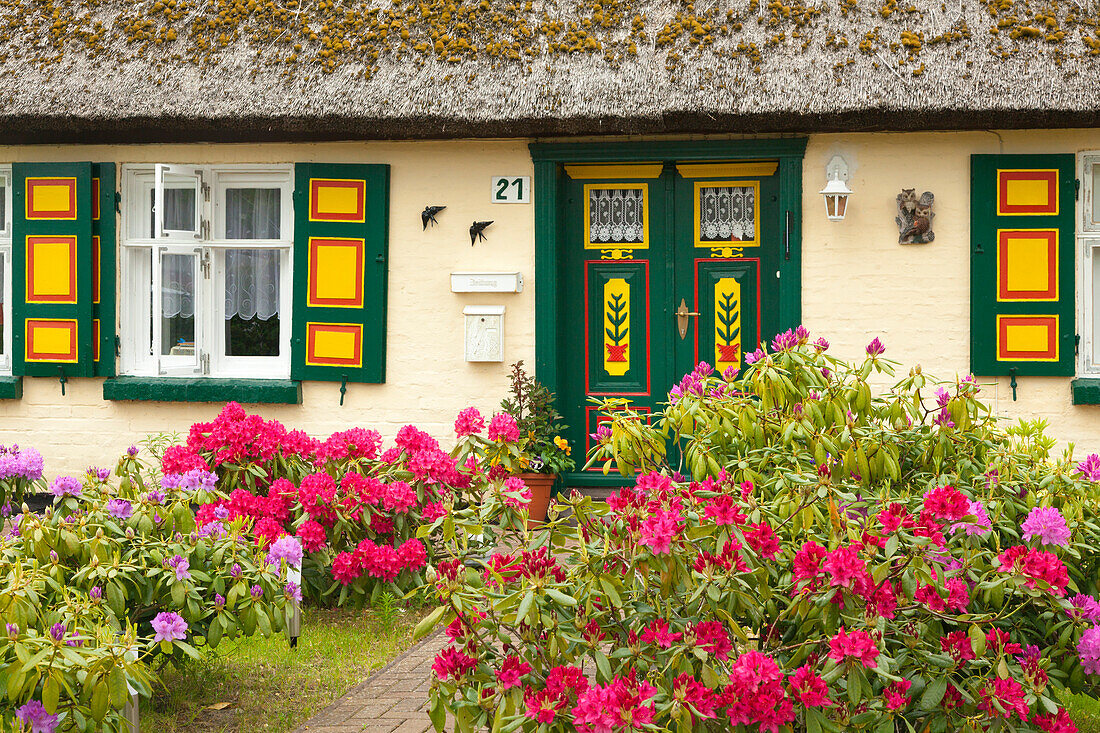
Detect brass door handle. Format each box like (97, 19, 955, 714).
(675, 298, 700, 339)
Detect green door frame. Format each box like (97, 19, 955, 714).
(529, 138, 808, 404)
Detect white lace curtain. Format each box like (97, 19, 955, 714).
(160, 250, 280, 321)
(699, 186, 755, 242)
(589, 188, 645, 244)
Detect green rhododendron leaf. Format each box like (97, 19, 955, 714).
(108, 665, 127, 708)
(42, 675, 59, 714)
(414, 605, 447, 642)
(921, 678, 947, 709)
(90, 681, 109, 722)
(969, 624, 987, 657)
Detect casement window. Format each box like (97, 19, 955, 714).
(1077, 153, 1100, 376)
(119, 164, 295, 379)
(970, 154, 1076, 378)
(0, 167, 11, 374)
(4, 161, 388, 390)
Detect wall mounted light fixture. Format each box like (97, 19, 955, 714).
(820, 155, 853, 221)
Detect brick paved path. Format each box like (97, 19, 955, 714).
(294, 630, 446, 733)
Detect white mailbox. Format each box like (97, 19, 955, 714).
(464, 305, 505, 362)
(451, 271, 523, 293)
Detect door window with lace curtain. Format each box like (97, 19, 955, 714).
(0, 167, 10, 374)
(119, 165, 292, 378)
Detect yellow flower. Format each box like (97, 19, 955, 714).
(554, 436, 571, 456)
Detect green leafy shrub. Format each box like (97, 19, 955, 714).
(420, 330, 1100, 733)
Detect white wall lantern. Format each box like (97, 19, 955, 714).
(820, 155, 853, 221)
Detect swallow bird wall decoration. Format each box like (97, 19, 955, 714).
(470, 220, 493, 245)
(421, 205, 446, 230)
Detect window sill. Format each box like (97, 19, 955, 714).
(1072, 378, 1100, 405)
(0, 376, 22, 400)
(103, 377, 301, 404)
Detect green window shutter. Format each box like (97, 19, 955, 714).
(11, 162, 95, 378)
(92, 163, 116, 377)
(291, 163, 389, 384)
(970, 154, 1076, 377)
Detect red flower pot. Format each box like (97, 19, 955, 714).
(518, 472, 557, 527)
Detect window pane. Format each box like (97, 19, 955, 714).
(0, 255, 5, 356)
(149, 188, 197, 237)
(1094, 250, 1100, 367)
(161, 253, 196, 356)
(225, 188, 281, 239)
(0, 183, 6, 231)
(1093, 166, 1100, 224)
(224, 249, 280, 357)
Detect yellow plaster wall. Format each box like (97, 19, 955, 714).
(0, 141, 536, 475)
(803, 130, 1100, 454)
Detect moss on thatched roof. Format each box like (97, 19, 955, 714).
(1, 0, 1099, 142)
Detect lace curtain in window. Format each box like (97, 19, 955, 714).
(589, 188, 645, 244)
(226, 188, 281, 240)
(161, 254, 195, 319)
(699, 186, 755, 242)
(224, 249, 280, 321)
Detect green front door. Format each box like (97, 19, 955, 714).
(558, 161, 783, 488)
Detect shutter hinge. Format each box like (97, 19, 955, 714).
(200, 352, 211, 375)
(201, 181, 210, 202)
(1076, 333, 1081, 356)
(114, 334, 121, 356)
(1076, 179, 1081, 201)
(114, 191, 122, 213)
(1009, 366, 1018, 402)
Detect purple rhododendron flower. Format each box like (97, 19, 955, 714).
(151, 612, 188, 643)
(1079, 626, 1100, 675)
(950, 499, 992, 536)
(146, 489, 166, 504)
(1070, 594, 1100, 623)
(89, 586, 102, 601)
(230, 563, 242, 579)
(1, 502, 10, 518)
(1078, 454, 1100, 482)
(813, 337, 830, 352)
(214, 505, 229, 520)
(15, 700, 58, 733)
(866, 337, 886, 356)
(106, 499, 132, 520)
(198, 521, 227, 539)
(127, 445, 139, 456)
(6, 623, 18, 638)
(1021, 506, 1071, 547)
(251, 584, 264, 599)
(49, 476, 82, 498)
(49, 623, 65, 642)
(167, 555, 191, 581)
(285, 582, 303, 604)
(215, 594, 226, 609)
(266, 536, 304, 570)
(0, 445, 44, 482)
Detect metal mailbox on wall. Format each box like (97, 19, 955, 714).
(463, 305, 505, 362)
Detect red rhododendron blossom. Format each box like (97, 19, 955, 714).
(693, 621, 732, 660)
(703, 494, 746, 526)
(524, 688, 565, 724)
(788, 665, 832, 708)
(978, 677, 1030, 720)
(940, 631, 976, 664)
(502, 476, 533, 508)
(1032, 708, 1079, 733)
(381, 481, 418, 513)
(987, 628, 1023, 656)
(432, 646, 477, 681)
(317, 428, 382, 463)
(496, 655, 532, 690)
(823, 545, 868, 589)
(486, 413, 520, 442)
(161, 445, 210, 474)
(295, 520, 328, 552)
(878, 503, 914, 534)
(672, 674, 717, 720)
(332, 551, 361, 585)
(571, 670, 657, 733)
(252, 516, 286, 545)
(722, 651, 795, 733)
(884, 679, 912, 711)
(997, 546, 1069, 596)
(945, 578, 970, 612)
(446, 608, 486, 641)
(793, 541, 827, 586)
(923, 486, 971, 521)
(744, 522, 781, 559)
(454, 407, 486, 437)
(298, 473, 338, 526)
(421, 500, 447, 522)
(641, 619, 682, 648)
(865, 579, 899, 620)
(828, 628, 879, 668)
(915, 584, 946, 613)
(639, 509, 684, 555)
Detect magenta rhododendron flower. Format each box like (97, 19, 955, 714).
(923, 486, 970, 520)
(692, 620, 731, 660)
(865, 337, 885, 356)
(945, 578, 970, 612)
(822, 545, 867, 589)
(151, 612, 188, 643)
(496, 655, 532, 689)
(641, 619, 682, 648)
(940, 630, 975, 663)
(878, 503, 914, 533)
(49, 475, 81, 498)
(950, 499, 991, 536)
(266, 536, 304, 569)
(793, 541, 826, 586)
(15, 700, 58, 733)
(884, 679, 912, 710)
(997, 546, 1068, 596)
(105, 498, 132, 519)
(987, 628, 1022, 656)
(432, 646, 477, 681)
(572, 670, 656, 733)
(486, 413, 520, 442)
(1069, 594, 1100, 623)
(723, 651, 795, 731)
(915, 584, 946, 613)
(1077, 454, 1100, 482)
(295, 520, 328, 552)
(453, 407, 486, 437)
(1021, 506, 1071, 547)
(0, 445, 44, 481)
(978, 677, 1030, 720)
(703, 494, 745, 526)
(672, 674, 717, 720)
(828, 628, 879, 668)
(1032, 709, 1079, 733)
(788, 665, 831, 708)
(744, 522, 781, 559)
(639, 509, 684, 555)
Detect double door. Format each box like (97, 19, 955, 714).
(558, 161, 783, 486)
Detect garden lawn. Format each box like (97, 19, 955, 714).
(141, 606, 423, 733)
(1068, 693, 1100, 733)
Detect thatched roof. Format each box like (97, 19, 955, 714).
(1, 0, 1099, 142)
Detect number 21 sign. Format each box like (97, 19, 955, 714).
(491, 176, 531, 204)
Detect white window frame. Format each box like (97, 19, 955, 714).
(119, 164, 294, 379)
(1078, 153, 1100, 376)
(0, 166, 11, 375)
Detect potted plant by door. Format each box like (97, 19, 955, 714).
(496, 362, 574, 524)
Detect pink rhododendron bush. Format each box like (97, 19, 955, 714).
(0, 449, 295, 732)
(419, 330, 1100, 733)
(161, 402, 527, 606)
